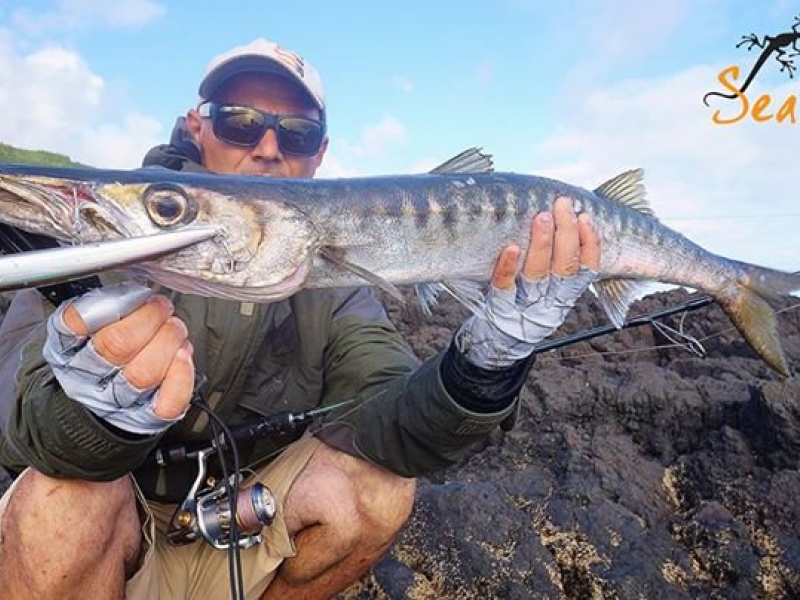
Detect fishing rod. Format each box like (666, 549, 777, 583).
(532, 294, 715, 354)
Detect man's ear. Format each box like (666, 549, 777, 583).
(184, 109, 203, 141)
(169, 112, 202, 164)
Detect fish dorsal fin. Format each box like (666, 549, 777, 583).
(319, 246, 405, 302)
(429, 148, 494, 174)
(594, 169, 654, 216)
(593, 278, 650, 328)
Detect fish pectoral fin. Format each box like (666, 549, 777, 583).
(414, 283, 441, 316)
(319, 246, 405, 303)
(440, 279, 486, 313)
(594, 277, 650, 328)
(594, 169, 656, 217)
(414, 279, 486, 316)
(429, 148, 494, 174)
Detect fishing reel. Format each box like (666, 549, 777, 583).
(156, 403, 354, 550)
(165, 447, 277, 550)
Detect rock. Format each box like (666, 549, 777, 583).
(358, 288, 800, 599)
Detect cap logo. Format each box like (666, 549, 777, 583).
(273, 45, 305, 78)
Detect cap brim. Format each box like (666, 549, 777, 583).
(198, 56, 324, 110)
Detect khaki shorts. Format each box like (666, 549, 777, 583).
(0, 435, 321, 600)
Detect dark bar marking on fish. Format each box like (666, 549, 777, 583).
(465, 186, 483, 221)
(413, 193, 430, 230)
(414, 207, 429, 230)
(494, 189, 509, 223)
(441, 196, 459, 231)
(373, 180, 411, 218)
(516, 190, 530, 219)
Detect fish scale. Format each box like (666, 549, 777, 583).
(0, 148, 798, 376)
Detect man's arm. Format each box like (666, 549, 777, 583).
(0, 286, 195, 481)
(316, 197, 601, 477)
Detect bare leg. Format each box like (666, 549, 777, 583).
(261, 443, 416, 599)
(0, 469, 141, 600)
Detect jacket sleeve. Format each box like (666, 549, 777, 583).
(314, 288, 533, 478)
(0, 290, 162, 481)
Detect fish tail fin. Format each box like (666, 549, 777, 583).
(731, 261, 800, 298)
(715, 263, 800, 378)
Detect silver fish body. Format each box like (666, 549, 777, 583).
(0, 151, 797, 376)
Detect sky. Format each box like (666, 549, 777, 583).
(0, 0, 798, 273)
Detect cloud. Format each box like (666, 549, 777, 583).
(529, 63, 800, 271)
(0, 30, 162, 168)
(338, 115, 409, 160)
(315, 154, 363, 179)
(319, 114, 417, 177)
(12, 0, 166, 34)
(392, 75, 414, 93)
(79, 112, 164, 168)
(360, 116, 409, 154)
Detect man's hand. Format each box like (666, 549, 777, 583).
(456, 197, 601, 369)
(42, 282, 195, 435)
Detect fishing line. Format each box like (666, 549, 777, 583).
(651, 318, 706, 358)
(191, 397, 245, 600)
(534, 300, 800, 363)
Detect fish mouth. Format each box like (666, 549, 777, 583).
(0, 227, 221, 293)
(135, 254, 313, 302)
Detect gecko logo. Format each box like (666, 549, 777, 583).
(703, 15, 800, 124)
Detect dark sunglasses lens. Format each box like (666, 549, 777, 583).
(212, 106, 266, 146)
(278, 118, 324, 155)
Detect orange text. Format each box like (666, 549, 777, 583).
(710, 65, 797, 124)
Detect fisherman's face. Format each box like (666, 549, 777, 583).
(187, 73, 327, 178)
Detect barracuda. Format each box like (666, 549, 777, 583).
(0, 149, 798, 376)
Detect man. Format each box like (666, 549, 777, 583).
(0, 39, 600, 599)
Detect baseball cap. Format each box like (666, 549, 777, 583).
(198, 38, 326, 112)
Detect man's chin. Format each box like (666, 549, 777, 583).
(241, 170, 280, 178)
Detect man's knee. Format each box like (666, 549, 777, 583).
(0, 468, 141, 560)
(287, 442, 416, 549)
(350, 457, 416, 547)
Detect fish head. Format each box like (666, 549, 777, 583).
(0, 171, 319, 302)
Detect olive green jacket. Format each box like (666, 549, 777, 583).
(0, 145, 522, 501)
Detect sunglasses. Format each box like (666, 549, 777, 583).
(197, 102, 325, 156)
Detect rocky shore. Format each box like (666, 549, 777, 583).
(346, 287, 800, 599)
(2, 287, 798, 599)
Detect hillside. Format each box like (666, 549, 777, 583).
(0, 141, 84, 167)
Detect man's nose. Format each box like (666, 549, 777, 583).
(252, 127, 282, 161)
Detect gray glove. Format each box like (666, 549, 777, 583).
(42, 282, 185, 436)
(456, 266, 598, 369)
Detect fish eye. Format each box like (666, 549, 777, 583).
(143, 184, 197, 228)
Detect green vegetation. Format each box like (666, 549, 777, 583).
(0, 141, 86, 167)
